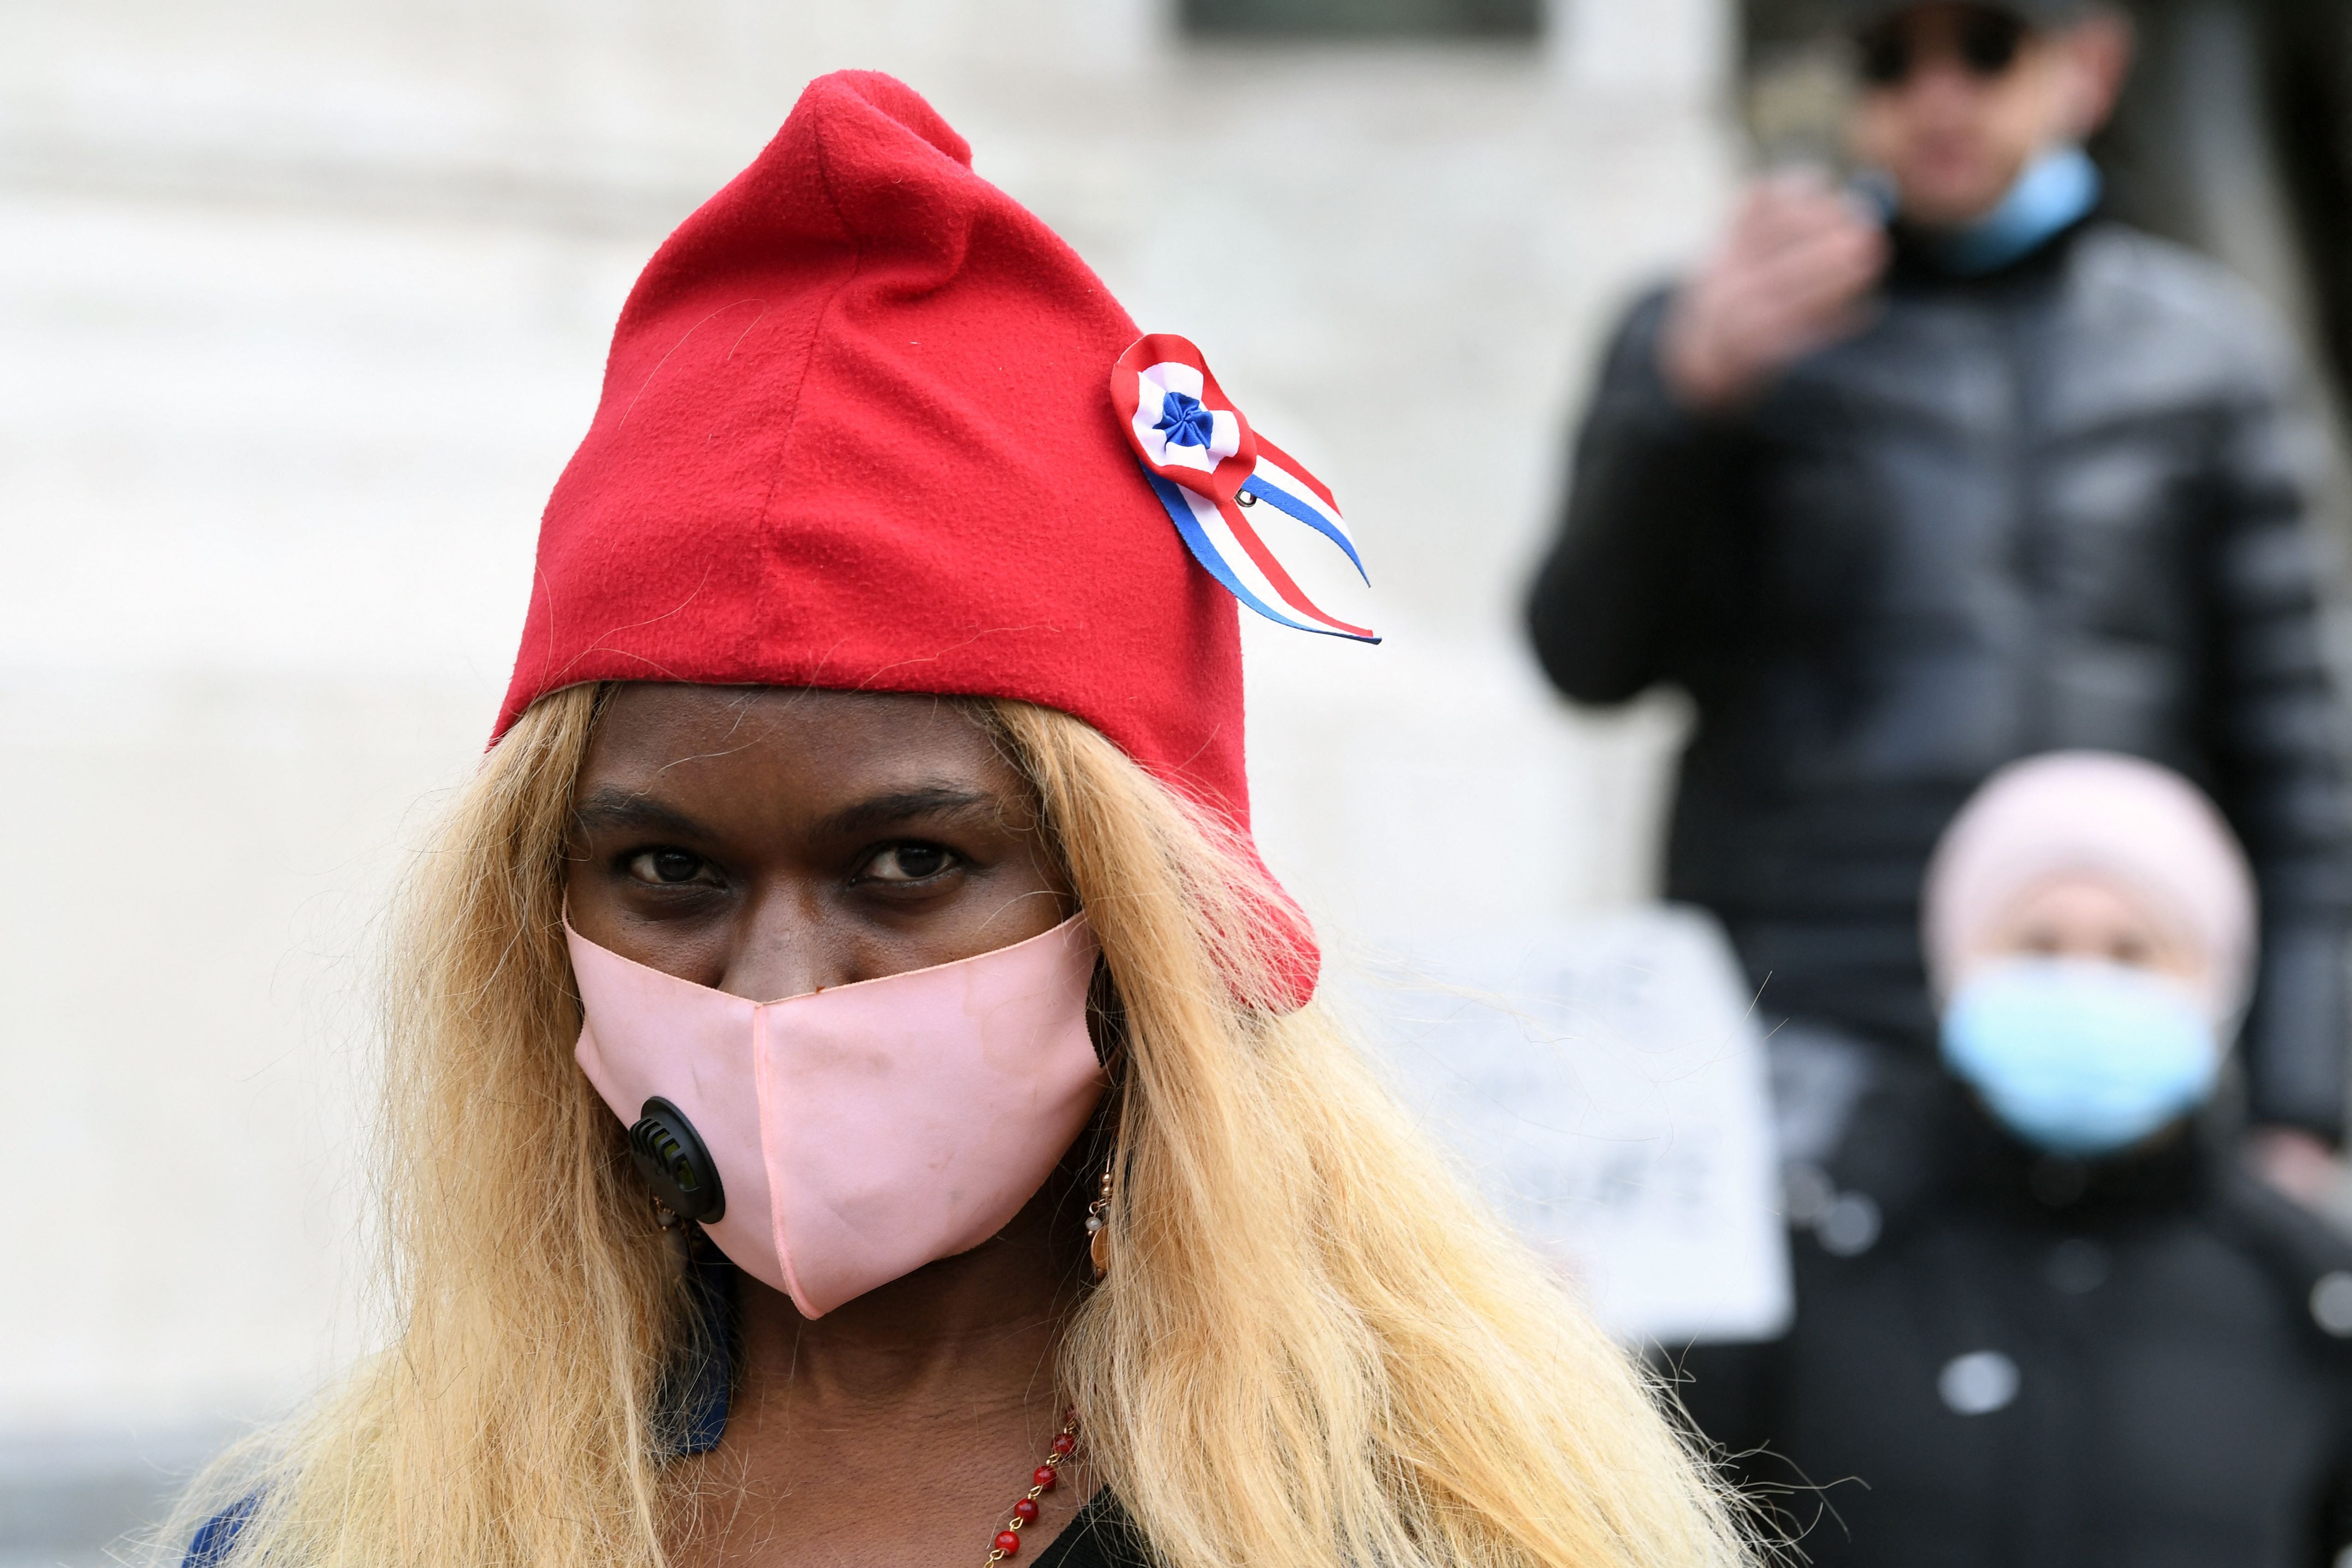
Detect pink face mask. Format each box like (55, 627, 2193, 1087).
(567, 915, 1108, 1318)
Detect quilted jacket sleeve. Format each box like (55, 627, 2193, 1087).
(2202, 318, 2352, 1140)
(1525, 288, 1740, 706)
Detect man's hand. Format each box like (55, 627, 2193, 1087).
(1659, 169, 1890, 412)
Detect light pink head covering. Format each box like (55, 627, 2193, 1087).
(1922, 751, 2257, 1024)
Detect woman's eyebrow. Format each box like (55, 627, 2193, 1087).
(815, 785, 999, 838)
(573, 787, 709, 838)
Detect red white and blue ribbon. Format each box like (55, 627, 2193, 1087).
(1112, 334, 1376, 643)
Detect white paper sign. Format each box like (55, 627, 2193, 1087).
(1361, 904, 1791, 1345)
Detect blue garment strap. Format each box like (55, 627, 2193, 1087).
(184, 1494, 256, 1568)
(660, 1242, 735, 1459)
(1931, 144, 2101, 276)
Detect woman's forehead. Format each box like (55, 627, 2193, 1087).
(580, 686, 1020, 796)
(594, 684, 989, 744)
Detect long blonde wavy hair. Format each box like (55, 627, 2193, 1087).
(165, 683, 1752, 1568)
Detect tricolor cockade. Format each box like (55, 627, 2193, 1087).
(1112, 334, 1377, 643)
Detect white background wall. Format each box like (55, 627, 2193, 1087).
(0, 0, 1735, 1506)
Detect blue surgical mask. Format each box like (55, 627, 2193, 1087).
(1855, 143, 2103, 276)
(1941, 959, 2219, 1157)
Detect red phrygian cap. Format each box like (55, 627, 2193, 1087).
(495, 70, 1317, 999)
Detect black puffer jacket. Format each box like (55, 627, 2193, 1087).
(1527, 219, 2352, 1136)
(1677, 1064, 2352, 1568)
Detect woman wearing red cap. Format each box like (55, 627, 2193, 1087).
(171, 73, 1747, 1568)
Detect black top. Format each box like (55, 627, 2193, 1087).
(1033, 1491, 1153, 1568)
(1525, 215, 2352, 1136)
(1678, 1063, 2352, 1567)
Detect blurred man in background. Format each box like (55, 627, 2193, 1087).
(1525, 0, 2352, 1190)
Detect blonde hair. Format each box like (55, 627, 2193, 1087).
(164, 684, 1752, 1568)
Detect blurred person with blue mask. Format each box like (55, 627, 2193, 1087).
(1526, 0, 2352, 1197)
(1927, 752, 2249, 1161)
(1677, 753, 2352, 1567)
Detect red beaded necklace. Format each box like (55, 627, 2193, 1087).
(983, 1408, 1080, 1565)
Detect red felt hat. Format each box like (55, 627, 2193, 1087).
(496, 70, 1318, 997)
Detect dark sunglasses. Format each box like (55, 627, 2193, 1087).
(1857, 8, 2029, 87)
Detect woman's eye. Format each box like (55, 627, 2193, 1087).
(864, 843, 955, 884)
(626, 849, 712, 886)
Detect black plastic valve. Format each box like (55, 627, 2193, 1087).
(628, 1097, 725, 1223)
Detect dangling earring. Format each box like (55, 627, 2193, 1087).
(651, 1197, 695, 1264)
(1084, 1161, 1114, 1279)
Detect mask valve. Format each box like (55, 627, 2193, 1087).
(628, 1097, 725, 1223)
